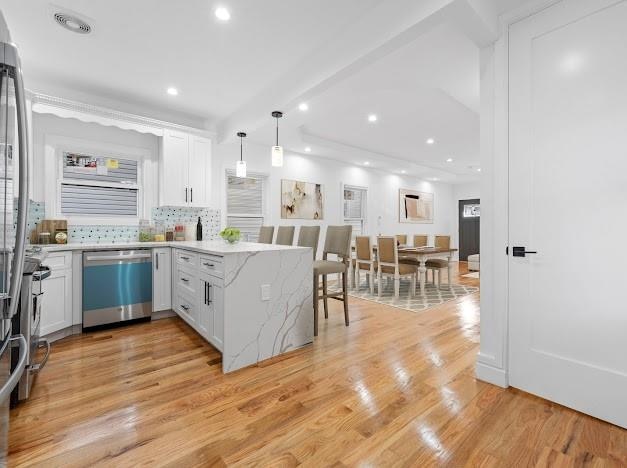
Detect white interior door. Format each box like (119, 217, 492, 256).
(509, 0, 627, 428)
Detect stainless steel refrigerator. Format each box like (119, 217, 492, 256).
(0, 11, 30, 465)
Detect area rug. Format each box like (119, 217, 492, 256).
(330, 277, 479, 313)
(462, 271, 480, 279)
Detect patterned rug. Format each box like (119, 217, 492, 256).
(330, 277, 479, 313)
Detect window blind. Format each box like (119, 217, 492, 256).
(343, 187, 366, 237)
(226, 175, 263, 215)
(63, 154, 138, 184)
(226, 173, 266, 241)
(61, 183, 138, 216)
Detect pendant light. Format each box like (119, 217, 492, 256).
(271, 111, 283, 167)
(236, 132, 247, 178)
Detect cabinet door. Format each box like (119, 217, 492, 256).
(40, 269, 73, 336)
(188, 135, 211, 207)
(152, 248, 171, 312)
(198, 279, 212, 338)
(208, 277, 224, 351)
(161, 130, 189, 206)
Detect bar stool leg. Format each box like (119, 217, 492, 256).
(313, 273, 319, 336)
(322, 275, 329, 319)
(342, 271, 349, 326)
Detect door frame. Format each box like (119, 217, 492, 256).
(458, 198, 480, 262)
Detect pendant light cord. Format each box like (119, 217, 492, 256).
(240, 134, 243, 162)
(276, 116, 279, 146)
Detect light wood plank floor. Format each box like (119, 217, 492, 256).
(8, 263, 627, 467)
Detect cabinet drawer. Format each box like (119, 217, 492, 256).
(174, 292, 197, 325)
(175, 249, 199, 269)
(44, 251, 72, 270)
(175, 267, 197, 296)
(199, 254, 224, 278)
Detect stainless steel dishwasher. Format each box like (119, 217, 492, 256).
(82, 249, 152, 329)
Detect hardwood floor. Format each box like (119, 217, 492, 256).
(8, 263, 626, 467)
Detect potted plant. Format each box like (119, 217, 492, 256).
(220, 227, 241, 244)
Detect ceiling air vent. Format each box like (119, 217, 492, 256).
(53, 12, 91, 34)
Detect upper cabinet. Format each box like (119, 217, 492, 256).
(160, 130, 212, 207)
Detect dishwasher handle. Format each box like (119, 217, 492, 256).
(85, 253, 152, 262)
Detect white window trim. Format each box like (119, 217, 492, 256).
(44, 134, 151, 226)
(341, 182, 368, 235)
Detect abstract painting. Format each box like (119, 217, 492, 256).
(281, 179, 323, 219)
(399, 189, 433, 223)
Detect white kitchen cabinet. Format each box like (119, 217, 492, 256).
(200, 274, 224, 351)
(152, 247, 171, 312)
(160, 130, 211, 207)
(40, 252, 73, 336)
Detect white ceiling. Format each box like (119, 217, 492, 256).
(0, 0, 531, 183)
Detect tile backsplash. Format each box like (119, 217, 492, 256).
(24, 200, 221, 244)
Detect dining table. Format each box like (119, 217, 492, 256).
(353, 244, 458, 296)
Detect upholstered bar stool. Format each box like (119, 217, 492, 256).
(352, 236, 376, 294)
(426, 235, 451, 288)
(275, 226, 295, 245)
(258, 226, 274, 244)
(313, 226, 352, 336)
(297, 226, 320, 259)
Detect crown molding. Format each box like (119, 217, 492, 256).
(27, 91, 216, 139)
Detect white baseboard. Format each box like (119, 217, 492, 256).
(475, 360, 509, 388)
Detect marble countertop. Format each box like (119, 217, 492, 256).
(36, 240, 310, 256)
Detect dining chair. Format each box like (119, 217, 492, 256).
(396, 234, 408, 245)
(275, 226, 295, 245)
(413, 234, 428, 247)
(313, 226, 352, 336)
(297, 226, 320, 259)
(352, 236, 376, 294)
(258, 226, 274, 244)
(377, 236, 417, 298)
(426, 235, 451, 288)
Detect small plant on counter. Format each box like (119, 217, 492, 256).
(220, 227, 241, 244)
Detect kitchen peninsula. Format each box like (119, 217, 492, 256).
(41, 241, 314, 373)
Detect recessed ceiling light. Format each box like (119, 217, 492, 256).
(426, 138, 435, 145)
(446, 158, 453, 163)
(367, 114, 378, 122)
(401, 170, 406, 174)
(304, 147, 311, 152)
(430, 177, 439, 181)
(364, 161, 370, 166)
(477, 168, 482, 172)
(215, 7, 231, 21)
(298, 102, 309, 111)
(167, 87, 178, 96)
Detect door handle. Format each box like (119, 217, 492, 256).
(512, 246, 538, 257)
(0, 335, 27, 401)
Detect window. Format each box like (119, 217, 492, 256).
(463, 204, 480, 218)
(60, 152, 139, 217)
(343, 185, 367, 237)
(226, 171, 267, 241)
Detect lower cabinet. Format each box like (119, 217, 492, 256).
(152, 248, 172, 312)
(172, 248, 224, 352)
(41, 252, 73, 336)
(199, 274, 224, 351)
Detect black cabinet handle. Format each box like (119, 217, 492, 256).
(181, 304, 189, 311)
(155, 252, 159, 270)
(185, 187, 188, 203)
(190, 188, 193, 203)
(208, 284, 213, 305)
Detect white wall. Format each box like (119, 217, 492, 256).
(213, 141, 458, 257)
(31, 113, 160, 220)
